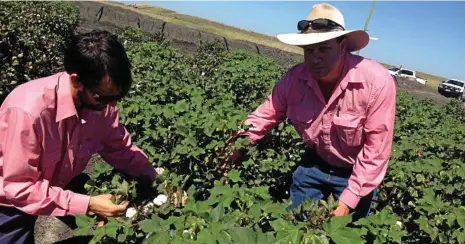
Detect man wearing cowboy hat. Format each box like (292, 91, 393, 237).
(226, 3, 396, 220)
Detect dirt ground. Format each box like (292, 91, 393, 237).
(395, 76, 454, 106)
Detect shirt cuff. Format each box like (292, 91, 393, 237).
(231, 150, 242, 161)
(339, 189, 361, 209)
(68, 193, 91, 216)
(141, 164, 156, 181)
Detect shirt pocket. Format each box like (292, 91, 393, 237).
(332, 113, 365, 147)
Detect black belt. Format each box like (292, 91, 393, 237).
(298, 149, 353, 178)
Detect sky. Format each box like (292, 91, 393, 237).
(116, 1, 465, 80)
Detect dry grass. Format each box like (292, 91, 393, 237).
(102, 1, 303, 55)
(102, 1, 446, 90)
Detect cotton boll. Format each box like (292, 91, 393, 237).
(156, 194, 168, 204)
(153, 194, 168, 206)
(155, 167, 165, 175)
(142, 202, 154, 214)
(125, 207, 137, 218)
(396, 221, 402, 228)
(153, 198, 163, 206)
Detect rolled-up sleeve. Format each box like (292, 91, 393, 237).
(1, 108, 90, 216)
(339, 76, 397, 209)
(98, 106, 155, 181)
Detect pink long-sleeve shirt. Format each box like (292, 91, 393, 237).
(238, 53, 396, 209)
(0, 72, 155, 216)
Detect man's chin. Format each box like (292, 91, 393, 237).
(310, 71, 329, 80)
(82, 104, 106, 111)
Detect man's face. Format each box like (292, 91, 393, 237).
(303, 38, 347, 81)
(76, 76, 122, 111)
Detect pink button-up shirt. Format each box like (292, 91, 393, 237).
(238, 53, 396, 209)
(0, 72, 155, 216)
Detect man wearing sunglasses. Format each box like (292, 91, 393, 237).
(0, 30, 164, 243)
(225, 3, 396, 221)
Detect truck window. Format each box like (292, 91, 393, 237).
(446, 80, 465, 87)
(400, 70, 414, 76)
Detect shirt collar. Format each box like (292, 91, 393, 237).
(55, 72, 79, 122)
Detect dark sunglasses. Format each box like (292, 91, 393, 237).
(90, 91, 122, 104)
(297, 19, 345, 33)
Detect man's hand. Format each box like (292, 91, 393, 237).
(330, 200, 351, 217)
(87, 194, 129, 218)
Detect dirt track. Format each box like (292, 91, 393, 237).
(395, 76, 453, 105)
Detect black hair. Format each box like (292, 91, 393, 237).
(64, 30, 132, 97)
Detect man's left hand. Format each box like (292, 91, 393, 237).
(330, 201, 351, 217)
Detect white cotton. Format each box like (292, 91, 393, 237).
(142, 202, 154, 214)
(156, 194, 168, 203)
(153, 198, 163, 206)
(155, 167, 165, 175)
(396, 221, 402, 227)
(125, 207, 137, 218)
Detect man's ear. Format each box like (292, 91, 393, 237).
(339, 38, 348, 58)
(70, 73, 84, 91)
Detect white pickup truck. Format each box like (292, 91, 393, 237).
(437, 79, 465, 101)
(388, 67, 427, 85)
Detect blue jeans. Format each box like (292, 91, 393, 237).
(289, 162, 377, 222)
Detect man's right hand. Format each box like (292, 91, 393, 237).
(87, 194, 129, 218)
(220, 150, 243, 177)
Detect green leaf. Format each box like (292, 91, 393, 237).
(229, 227, 256, 244)
(271, 219, 295, 231)
(303, 233, 330, 244)
(456, 207, 465, 228)
(197, 229, 216, 244)
(105, 218, 119, 239)
(228, 170, 241, 183)
(90, 227, 106, 244)
(217, 230, 232, 244)
(256, 231, 276, 244)
(211, 203, 225, 222)
(275, 229, 301, 244)
(145, 231, 171, 243)
(73, 226, 93, 237)
(328, 228, 364, 244)
(118, 233, 128, 243)
(453, 229, 465, 244)
(249, 204, 261, 222)
(323, 215, 352, 233)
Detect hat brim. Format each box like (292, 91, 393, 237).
(277, 30, 369, 52)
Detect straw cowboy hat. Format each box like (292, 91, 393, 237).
(277, 3, 369, 52)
